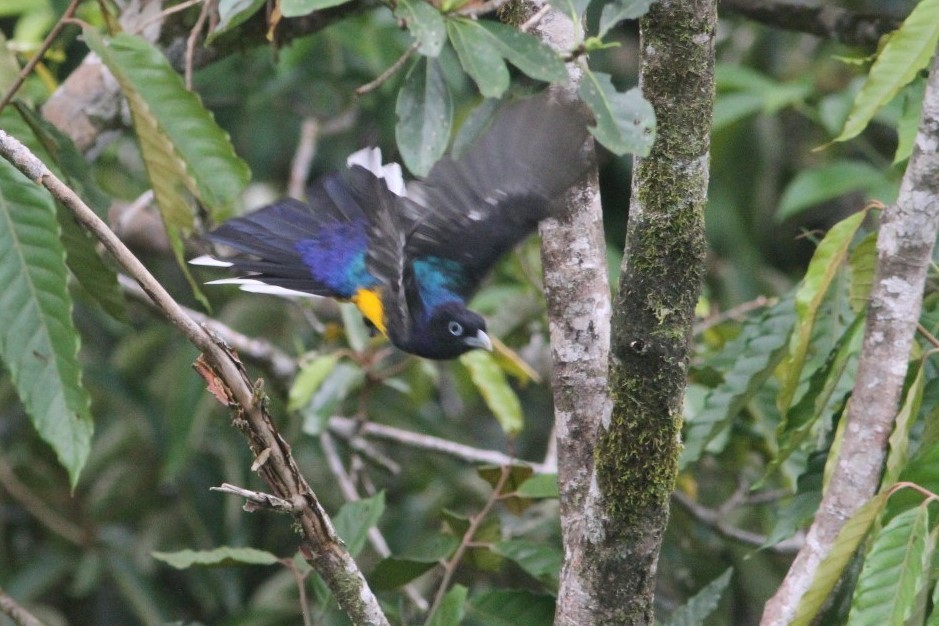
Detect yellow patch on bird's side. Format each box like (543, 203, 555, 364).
(352, 288, 387, 336)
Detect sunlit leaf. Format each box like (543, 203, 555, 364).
(151, 547, 279, 568)
(461, 350, 524, 435)
(663, 568, 733, 626)
(578, 68, 655, 156)
(396, 57, 452, 176)
(395, 0, 445, 57)
(447, 18, 510, 99)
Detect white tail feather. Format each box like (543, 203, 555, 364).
(347, 147, 406, 197)
(190, 255, 233, 267)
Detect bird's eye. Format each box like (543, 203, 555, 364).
(448, 321, 463, 336)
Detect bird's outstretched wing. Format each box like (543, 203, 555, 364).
(403, 93, 592, 298)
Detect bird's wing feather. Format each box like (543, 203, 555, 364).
(404, 93, 592, 297)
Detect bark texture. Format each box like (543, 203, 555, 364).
(761, 45, 939, 626)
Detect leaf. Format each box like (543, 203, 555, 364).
(491, 335, 541, 384)
(546, 0, 591, 22)
(778, 210, 866, 417)
(151, 547, 279, 569)
(477, 21, 567, 84)
(209, 0, 266, 43)
(848, 232, 877, 313)
(467, 589, 555, 626)
(776, 160, 896, 222)
(493, 540, 562, 588)
(834, 0, 939, 143)
(394, 0, 445, 57)
(0, 157, 93, 488)
(881, 358, 926, 489)
(371, 558, 437, 590)
(460, 350, 524, 435)
(894, 77, 926, 164)
(790, 493, 889, 626)
(578, 68, 655, 156)
(478, 464, 533, 513)
(281, 0, 352, 17)
(680, 294, 795, 469)
(396, 57, 452, 176)
(288, 354, 339, 411)
(300, 361, 365, 435)
(332, 492, 385, 557)
(428, 584, 468, 626)
(597, 0, 654, 40)
(516, 473, 559, 499)
(663, 568, 733, 626)
(447, 18, 510, 99)
(846, 505, 933, 626)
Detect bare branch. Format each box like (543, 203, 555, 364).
(211, 482, 297, 513)
(0, 457, 88, 546)
(762, 44, 939, 626)
(356, 43, 420, 97)
(0, 587, 44, 626)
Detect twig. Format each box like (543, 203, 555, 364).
(426, 465, 511, 623)
(185, 0, 213, 89)
(211, 482, 297, 513)
(0, 130, 390, 626)
(0, 456, 88, 546)
(328, 416, 548, 472)
(356, 42, 419, 96)
(694, 295, 772, 335)
(289, 118, 320, 199)
(456, 0, 513, 17)
(520, 5, 551, 33)
(0, 587, 44, 626)
(0, 0, 84, 115)
(131, 0, 203, 34)
(282, 557, 314, 626)
(917, 322, 939, 350)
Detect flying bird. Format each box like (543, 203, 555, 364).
(195, 94, 592, 360)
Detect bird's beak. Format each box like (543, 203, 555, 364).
(464, 329, 493, 352)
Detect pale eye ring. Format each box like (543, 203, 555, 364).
(448, 321, 463, 336)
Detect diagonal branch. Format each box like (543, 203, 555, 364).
(0, 131, 390, 626)
(761, 44, 939, 626)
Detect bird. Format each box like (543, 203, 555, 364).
(193, 93, 592, 360)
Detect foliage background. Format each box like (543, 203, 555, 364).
(1, 0, 935, 624)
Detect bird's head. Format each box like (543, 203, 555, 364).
(415, 302, 492, 360)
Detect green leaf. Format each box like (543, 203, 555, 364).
(546, 0, 590, 22)
(371, 558, 438, 590)
(477, 21, 567, 84)
(428, 584, 468, 626)
(281, 0, 352, 17)
(790, 493, 889, 626)
(847, 505, 933, 626)
(209, 0, 267, 43)
(340, 302, 370, 352)
(493, 540, 562, 588)
(680, 295, 795, 469)
(151, 547, 279, 569)
(881, 359, 926, 489)
(396, 57, 452, 176)
(663, 568, 733, 626)
(578, 68, 655, 156)
(834, 0, 939, 143)
(300, 361, 365, 435)
(776, 160, 896, 222)
(778, 210, 866, 417)
(395, 0, 446, 57)
(848, 232, 877, 313)
(447, 18, 510, 99)
(332, 492, 385, 557)
(467, 589, 555, 626)
(478, 464, 533, 513)
(894, 78, 926, 164)
(0, 157, 93, 488)
(597, 0, 654, 40)
(460, 350, 524, 435)
(516, 473, 559, 499)
(288, 354, 339, 411)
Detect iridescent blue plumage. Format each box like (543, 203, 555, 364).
(295, 222, 376, 299)
(411, 257, 467, 320)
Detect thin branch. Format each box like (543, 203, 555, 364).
(456, 0, 513, 17)
(0, 130, 389, 626)
(719, 0, 902, 47)
(131, 0, 203, 35)
(185, 0, 213, 89)
(282, 557, 314, 626)
(0, 456, 88, 546)
(355, 42, 419, 96)
(694, 295, 772, 335)
(0, 0, 84, 115)
(520, 5, 551, 33)
(0, 587, 44, 626)
(289, 118, 320, 199)
(211, 483, 297, 513)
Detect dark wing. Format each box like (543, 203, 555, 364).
(206, 172, 377, 298)
(404, 93, 592, 296)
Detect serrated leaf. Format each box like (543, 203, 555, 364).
(0, 157, 93, 488)
(208, 0, 266, 43)
(447, 18, 510, 99)
(779, 210, 866, 416)
(281, 0, 352, 17)
(597, 0, 654, 40)
(288, 354, 339, 411)
(332, 492, 385, 557)
(578, 68, 655, 156)
(467, 589, 555, 626)
(680, 295, 795, 469)
(776, 160, 896, 222)
(428, 584, 468, 626)
(790, 493, 888, 626)
(847, 505, 932, 626)
(396, 57, 452, 176)
(151, 547, 279, 568)
(663, 568, 733, 626)
(477, 21, 567, 84)
(517, 473, 559, 499)
(395, 0, 445, 57)
(493, 540, 562, 588)
(460, 350, 524, 435)
(835, 0, 939, 143)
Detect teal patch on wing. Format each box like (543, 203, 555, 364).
(412, 256, 467, 315)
